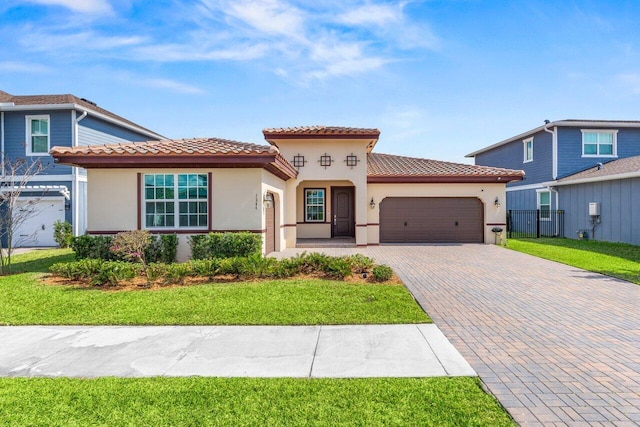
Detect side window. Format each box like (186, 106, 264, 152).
(304, 189, 325, 222)
(144, 173, 208, 229)
(26, 115, 50, 155)
(538, 191, 550, 220)
(523, 137, 533, 163)
(581, 130, 617, 157)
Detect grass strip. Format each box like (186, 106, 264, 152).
(0, 377, 514, 427)
(507, 238, 640, 285)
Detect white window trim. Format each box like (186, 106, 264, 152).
(536, 189, 551, 221)
(304, 188, 326, 223)
(25, 114, 51, 156)
(142, 173, 209, 231)
(523, 137, 533, 163)
(580, 129, 618, 158)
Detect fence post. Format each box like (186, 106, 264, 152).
(536, 209, 541, 238)
(507, 210, 512, 238)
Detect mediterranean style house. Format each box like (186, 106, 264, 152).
(0, 90, 163, 246)
(51, 126, 524, 259)
(467, 120, 640, 245)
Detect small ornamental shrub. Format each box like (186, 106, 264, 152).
(238, 253, 278, 279)
(301, 252, 330, 273)
(91, 261, 138, 286)
(50, 259, 105, 280)
(189, 232, 261, 259)
(145, 263, 167, 284)
(322, 257, 352, 280)
(372, 264, 393, 282)
(347, 254, 375, 274)
(217, 257, 244, 276)
(189, 259, 221, 280)
(53, 220, 73, 248)
(162, 263, 191, 285)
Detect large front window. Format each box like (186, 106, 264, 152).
(582, 130, 616, 157)
(26, 115, 50, 155)
(304, 188, 325, 222)
(144, 173, 208, 229)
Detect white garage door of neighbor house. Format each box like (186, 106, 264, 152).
(12, 198, 65, 247)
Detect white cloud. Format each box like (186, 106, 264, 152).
(23, 0, 113, 15)
(144, 78, 206, 95)
(305, 39, 388, 80)
(22, 30, 146, 53)
(224, 0, 305, 37)
(338, 3, 402, 26)
(0, 61, 51, 73)
(133, 42, 268, 62)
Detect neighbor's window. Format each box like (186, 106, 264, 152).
(538, 191, 551, 220)
(144, 173, 208, 229)
(523, 137, 533, 163)
(305, 189, 325, 222)
(582, 130, 616, 157)
(26, 115, 50, 155)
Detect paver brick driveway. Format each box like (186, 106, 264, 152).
(279, 244, 640, 426)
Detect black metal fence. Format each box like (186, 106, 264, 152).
(507, 210, 565, 239)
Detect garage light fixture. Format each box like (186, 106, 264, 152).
(494, 197, 500, 208)
(370, 197, 376, 209)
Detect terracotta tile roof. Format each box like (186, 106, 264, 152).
(367, 153, 524, 183)
(51, 138, 297, 181)
(558, 155, 640, 183)
(51, 137, 275, 157)
(263, 125, 380, 139)
(0, 90, 161, 137)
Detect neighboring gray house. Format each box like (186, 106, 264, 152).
(0, 90, 164, 246)
(467, 120, 640, 245)
(555, 155, 640, 245)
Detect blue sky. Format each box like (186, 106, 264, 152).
(1, 0, 640, 162)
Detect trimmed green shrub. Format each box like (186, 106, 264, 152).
(92, 261, 139, 286)
(53, 220, 73, 248)
(160, 234, 178, 263)
(372, 264, 393, 282)
(145, 263, 167, 283)
(50, 258, 105, 280)
(217, 257, 244, 276)
(71, 235, 116, 260)
(189, 232, 261, 259)
(162, 263, 191, 285)
(238, 253, 278, 279)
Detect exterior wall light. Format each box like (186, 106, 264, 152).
(263, 192, 274, 208)
(494, 197, 500, 208)
(370, 197, 375, 209)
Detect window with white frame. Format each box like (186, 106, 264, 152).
(26, 115, 50, 155)
(581, 130, 617, 157)
(523, 137, 533, 163)
(144, 173, 208, 229)
(304, 188, 325, 222)
(538, 191, 551, 220)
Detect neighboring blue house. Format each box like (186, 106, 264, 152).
(0, 90, 164, 246)
(467, 120, 640, 244)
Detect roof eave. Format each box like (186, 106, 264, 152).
(555, 171, 640, 186)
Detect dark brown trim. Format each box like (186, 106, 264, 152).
(368, 243, 380, 246)
(367, 175, 524, 183)
(137, 173, 141, 230)
(207, 172, 213, 232)
(486, 223, 507, 226)
(88, 229, 265, 235)
(282, 224, 297, 227)
(367, 223, 379, 226)
(356, 224, 367, 227)
(303, 187, 327, 224)
(356, 244, 367, 247)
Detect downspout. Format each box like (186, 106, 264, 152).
(543, 121, 558, 179)
(71, 109, 88, 236)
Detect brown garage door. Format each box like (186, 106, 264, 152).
(379, 197, 484, 243)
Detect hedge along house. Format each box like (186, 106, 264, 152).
(51, 126, 524, 259)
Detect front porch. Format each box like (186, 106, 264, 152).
(296, 237, 357, 248)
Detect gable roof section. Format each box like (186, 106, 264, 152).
(50, 138, 298, 181)
(466, 119, 640, 158)
(0, 90, 163, 139)
(555, 155, 640, 186)
(367, 153, 524, 183)
(263, 126, 380, 141)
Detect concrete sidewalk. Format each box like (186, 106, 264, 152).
(0, 324, 475, 378)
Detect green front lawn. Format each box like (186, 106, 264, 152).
(0, 249, 429, 325)
(0, 377, 514, 427)
(507, 238, 640, 285)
